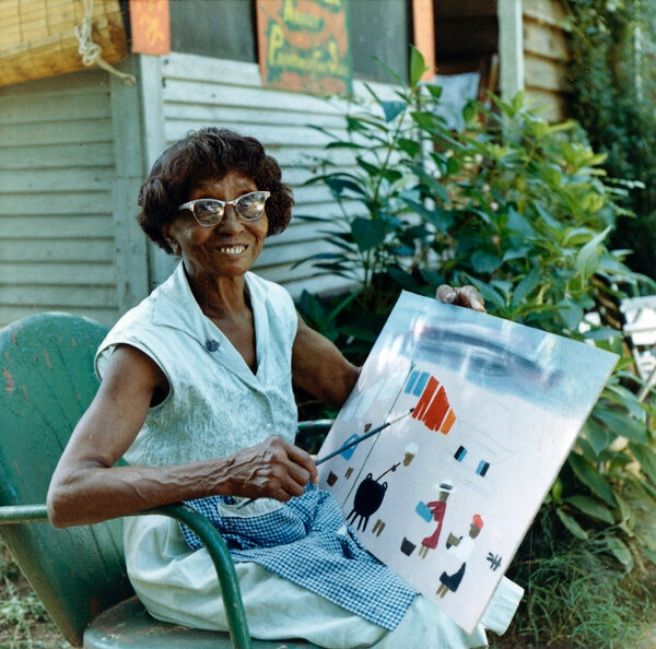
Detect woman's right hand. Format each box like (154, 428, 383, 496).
(226, 436, 318, 502)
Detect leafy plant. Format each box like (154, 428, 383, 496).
(298, 47, 656, 581)
(565, 0, 656, 281)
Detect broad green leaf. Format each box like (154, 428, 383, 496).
(628, 442, 656, 486)
(582, 419, 612, 457)
(558, 299, 584, 330)
(582, 327, 621, 341)
(568, 453, 616, 506)
(575, 226, 611, 279)
(565, 495, 615, 524)
(556, 508, 589, 540)
(511, 268, 540, 307)
(397, 138, 421, 157)
(604, 536, 634, 570)
(593, 409, 648, 444)
(425, 83, 443, 99)
(351, 218, 387, 252)
(410, 46, 428, 87)
(381, 100, 406, 122)
(471, 250, 503, 274)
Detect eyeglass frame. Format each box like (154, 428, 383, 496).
(177, 190, 271, 227)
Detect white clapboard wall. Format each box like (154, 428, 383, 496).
(0, 70, 120, 327)
(150, 53, 399, 299)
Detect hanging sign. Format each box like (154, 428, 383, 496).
(129, 0, 171, 55)
(256, 0, 352, 95)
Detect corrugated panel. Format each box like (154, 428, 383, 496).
(159, 53, 396, 299)
(0, 70, 118, 327)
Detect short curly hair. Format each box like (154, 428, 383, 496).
(137, 127, 294, 254)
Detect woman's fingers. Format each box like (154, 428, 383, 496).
(436, 284, 485, 313)
(229, 437, 317, 500)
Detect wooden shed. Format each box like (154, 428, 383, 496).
(436, 0, 570, 122)
(0, 0, 572, 329)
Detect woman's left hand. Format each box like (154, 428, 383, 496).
(436, 284, 485, 313)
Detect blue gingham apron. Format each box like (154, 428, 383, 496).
(180, 488, 417, 630)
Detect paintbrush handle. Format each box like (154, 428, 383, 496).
(315, 420, 392, 465)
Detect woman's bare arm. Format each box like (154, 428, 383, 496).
(47, 344, 317, 527)
(292, 316, 360, 409)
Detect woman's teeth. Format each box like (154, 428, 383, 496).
(218, 245, 246, 255)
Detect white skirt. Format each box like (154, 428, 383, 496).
(124, 515, 523, 649)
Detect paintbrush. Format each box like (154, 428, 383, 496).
(235, 408, 414, 509)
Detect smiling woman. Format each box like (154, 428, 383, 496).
(45, 127, 521, 648)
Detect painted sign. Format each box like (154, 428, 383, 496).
(318, 291, 617, 632)
(129, 0, 170, 56)
(256, 0, 352, 95)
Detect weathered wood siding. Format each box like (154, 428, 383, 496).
(154, 53, 394, 298)
(0, 71, 119, 327)
(523, 0, 571, 121)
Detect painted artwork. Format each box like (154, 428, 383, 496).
(317, 291, 618, 632)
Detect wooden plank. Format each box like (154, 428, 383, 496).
(161, 102, 346, 130)
(524, 55, 569, 92)
(139, 54, 171, 290)
(164, 120, 332, 150)
(523, 0, 568, 29)
(0, 304, 118, 328)
(525, 88, 568, 122)
(0, 193, 112, 216)
(257, 238, 337, 267)
(0, 143, 114, 169)
(110, 56, 150, 312)
(0, 239, 113, 262)
(162, 78, 343, 117)
(0, 168, 112, 193)
(0, 69, 109, 98)
(0, 284, 117, 308)
(0, 91, 111, 123)
(2, 119, 113, 147)
(0, 262, 115, 285)
(524, 20, 570, 62)
(274, 273, 352, 299)
(413, 0, 436, 79)
(0, 215, 113, 238)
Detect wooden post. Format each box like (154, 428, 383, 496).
(497, 0, 524, 100)
(109, 56, 150, 313)
(412, 0, 436, 80)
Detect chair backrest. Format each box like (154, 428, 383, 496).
(0, 313, 133, 647)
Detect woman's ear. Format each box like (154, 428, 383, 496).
(162, 223, 181, 256)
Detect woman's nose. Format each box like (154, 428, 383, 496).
(216, 204, 243, 233)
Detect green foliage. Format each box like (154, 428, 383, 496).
(565, 0, 656, 280)
(298, 47, 656, 586)
(497, 508, 656, 648)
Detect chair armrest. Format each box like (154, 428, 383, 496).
(0, 503, 252, 649)
(138, 503, 251, 649)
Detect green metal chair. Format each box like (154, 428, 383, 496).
(0, 312, 329, 649)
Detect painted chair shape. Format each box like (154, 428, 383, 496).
(0, 312, 328, 649)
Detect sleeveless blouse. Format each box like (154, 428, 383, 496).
(95, 262, 299, 467)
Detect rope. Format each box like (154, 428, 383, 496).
(74, 0, 136, 85)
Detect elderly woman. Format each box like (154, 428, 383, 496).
(47, 128, 521, 648)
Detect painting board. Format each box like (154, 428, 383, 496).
(317, 291, 618, 632)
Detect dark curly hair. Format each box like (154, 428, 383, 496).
(137, 127, 294, 254)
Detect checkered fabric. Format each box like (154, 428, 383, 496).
(180, 488, 417, 630)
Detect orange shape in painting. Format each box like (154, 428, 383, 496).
(130, 0, 171, 55)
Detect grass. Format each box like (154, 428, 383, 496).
(0, 543, 69, 649)
(491, 508, 656, 649)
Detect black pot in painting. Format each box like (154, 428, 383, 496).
(346, 473, 388, 532)
(400, 537, 416, 556)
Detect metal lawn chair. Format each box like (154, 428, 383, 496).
(0, 312, 328, 649)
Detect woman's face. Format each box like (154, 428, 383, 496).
(164, 170, 269, 281)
